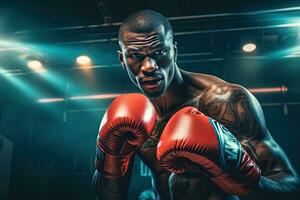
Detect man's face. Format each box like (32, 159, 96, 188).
(119, 25, 177, 98)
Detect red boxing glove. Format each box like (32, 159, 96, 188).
(157, 106, 261, 195)
(96, 93, 156, 178)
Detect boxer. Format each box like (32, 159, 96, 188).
(93, 10, 300, 200)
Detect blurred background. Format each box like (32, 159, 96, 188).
(0, 0, 300, 199)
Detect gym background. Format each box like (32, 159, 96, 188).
(0, 0, 300, 199)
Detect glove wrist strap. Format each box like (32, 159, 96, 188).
(95, 152, 132, 178)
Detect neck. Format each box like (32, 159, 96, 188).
(150, 66, 186, 115)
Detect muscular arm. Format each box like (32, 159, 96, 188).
(92, 146, 133, 200)
(199, 83, 300, 199)
(242, 133, 300, 200)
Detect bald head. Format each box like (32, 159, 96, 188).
(118, 10, 173, 42)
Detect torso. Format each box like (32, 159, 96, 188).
(136, 71, 256, 200)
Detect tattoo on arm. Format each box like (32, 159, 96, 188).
(199, 84, 300, 198)
(198, 84, 265, 141)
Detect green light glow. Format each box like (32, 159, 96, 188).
(3, 74, 45, 100)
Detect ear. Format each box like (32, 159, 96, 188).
(118, 49, 126, 69)
(173, 41, 178, 63)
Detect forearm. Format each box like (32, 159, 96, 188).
(93, 170, 131, 200)
(242, 174, 300, 200)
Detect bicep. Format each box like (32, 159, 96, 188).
(232, 87, 298, 178)
(244, 132, 299, 179)
(199, 84, 298, 178)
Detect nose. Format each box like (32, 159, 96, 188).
(141, 57, 158, 75)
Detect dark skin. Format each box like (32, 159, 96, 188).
(94, 19, 300, 200)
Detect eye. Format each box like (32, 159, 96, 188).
(154, 49, 168, 56)
(128, 53, 144, 60)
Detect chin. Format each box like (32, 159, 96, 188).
(138, 82, 166, 99)
(142, 88, 165, 99)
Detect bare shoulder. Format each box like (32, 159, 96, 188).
(198, 82, 267, 141)
(181, 70, 227, 91)
(181, 70, 268, 141)
(192, 79, 298, 178)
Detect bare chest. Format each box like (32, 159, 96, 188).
(141, 96, 202, 151)
(136, 96, 202, 172)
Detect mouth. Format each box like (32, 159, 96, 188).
(141, 77, 163, 89)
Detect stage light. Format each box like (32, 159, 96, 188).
(76, 55, 91, 66)
(242, 43, 256, 53)
(27, 60, 42, 68)
(38, 98, 65, 103)
(37, 93, 121, 104)
(248, 86, 288, 94)
(69, 93, 120, 100)
(27, 60, 46, 73)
